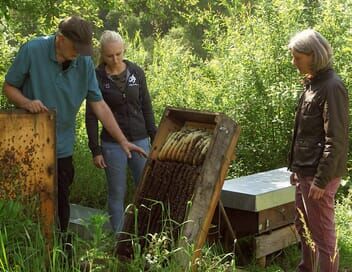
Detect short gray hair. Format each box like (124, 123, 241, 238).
(288, 29, 333, 72)
(98, 30, 124, 65)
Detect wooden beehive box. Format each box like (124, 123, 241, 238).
(211, 168, 298, 267)
(116, 107, 240, 267)
(0, 110, 56, 240)
(220, 168, 295, 237)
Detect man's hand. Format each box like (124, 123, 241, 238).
(90, 100, 148, 159)
(3, 82, 48, 113)
(308, 183, 325, 200)
(23, 100, 48, 113)
(120, 140, 147, 159)
(93, 155, 107, 169)
(290, 172, 298, 185)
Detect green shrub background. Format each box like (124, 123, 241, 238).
(1, 0, 352, 207)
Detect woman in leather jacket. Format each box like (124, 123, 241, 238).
(288, 29, 348, 272)
(85, 30, 156, 232)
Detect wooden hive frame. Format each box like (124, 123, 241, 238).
(116, 107, 240, 269)
(0, 110, 56, 242)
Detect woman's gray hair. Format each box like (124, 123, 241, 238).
(288, 29, 333, 72)
(98, 30, 124, 65)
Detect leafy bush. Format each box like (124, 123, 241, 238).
(1, 0, 352, 193)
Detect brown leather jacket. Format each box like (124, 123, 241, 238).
(288, 68, 349, 188)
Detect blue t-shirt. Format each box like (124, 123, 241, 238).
(5, 35, 102, 158)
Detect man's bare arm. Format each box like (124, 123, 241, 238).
(88, 100, 147, 158)
(3, 82, 48, 113)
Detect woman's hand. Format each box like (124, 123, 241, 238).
(93, 155, 107, 169)
(290, 172, 298, 185)
(308, 183, 325, 200)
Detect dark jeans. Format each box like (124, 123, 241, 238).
(57, 156, 74, 232)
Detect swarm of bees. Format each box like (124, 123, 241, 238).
(158, 127, 212, 165)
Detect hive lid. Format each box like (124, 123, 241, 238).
(221, 167, 294, 211)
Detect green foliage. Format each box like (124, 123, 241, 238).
(1, 194, 350, 271)
(71, 106, 107, 208)
(0, 199, 235, 271)
(196, 244, 235, 271)
(0, 199, 48, 271)
(336, 190, 352, 268)
(1, 0, 351, 205)
(2, 1, 352, 269)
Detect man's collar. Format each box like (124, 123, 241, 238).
(49, 35, 57, 62)
(49, 35, 78, 67)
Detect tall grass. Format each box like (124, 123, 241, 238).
(297, 208, 318, 271)
(0, 199, 237, 271)
(1, 191, 352, 271)
(336, 190, 352, 269)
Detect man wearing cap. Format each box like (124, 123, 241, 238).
(2, 16, 146, 233)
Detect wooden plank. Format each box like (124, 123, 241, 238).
(0, 110, 56, 241)
(257, 202, 295, 234)
(184, 121, 215, 130)
(219, 207, 258, 238)
(254, 224, 299, 259)
(166, 107, 219, 124)
(183, 115, 241, 268)
(214, 202, 295, 239)
(256, 257, 266, 268)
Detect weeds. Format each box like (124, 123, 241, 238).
(335, 189, 352, 269)
(1, 192, 352, 271)
(297, 207, 318, 271)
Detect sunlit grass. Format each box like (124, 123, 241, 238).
(1, 191, 352, 271)
(336, 189, 352, 269)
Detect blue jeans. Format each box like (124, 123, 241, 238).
(102, 138, 150, 232)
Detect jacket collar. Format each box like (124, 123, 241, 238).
(303, 68, 333, 85)
(96, 60, 132, 78)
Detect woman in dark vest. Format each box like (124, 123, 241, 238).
(86, 30, 156, 232)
